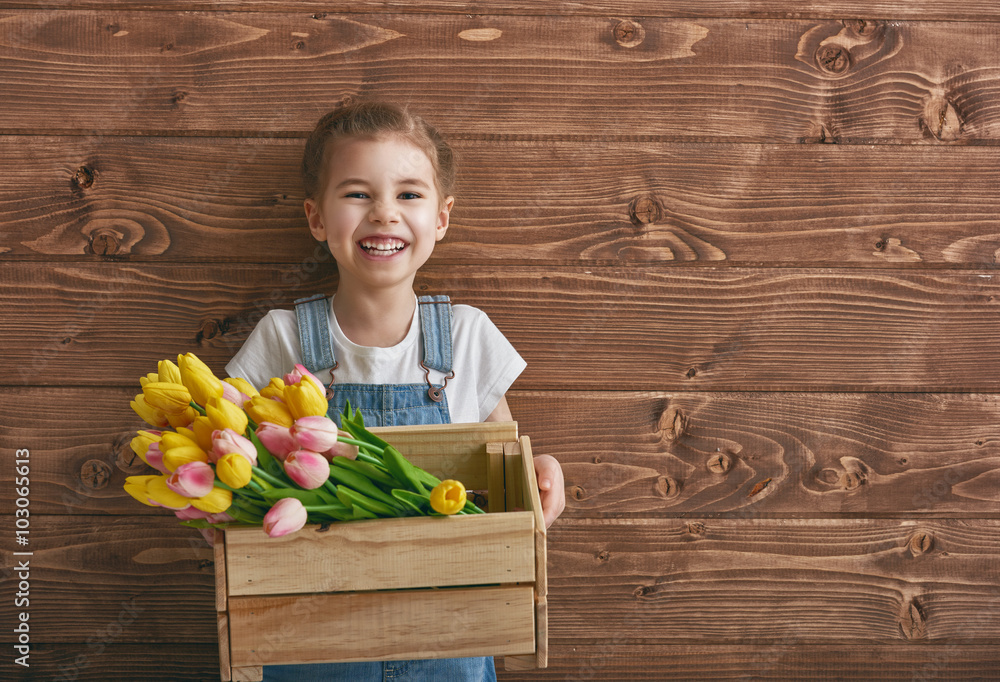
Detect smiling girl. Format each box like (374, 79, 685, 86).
(225, 101, 565, 681)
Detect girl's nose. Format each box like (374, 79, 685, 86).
(369, 200, 400, 224)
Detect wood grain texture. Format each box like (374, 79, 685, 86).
(1, 14, 999, 142)
(3, 388, 999, 517)
(497, 644, 1000, 681)
(0, 515, 216, 642)
(0, 643, 220, 682)
(545, 518, 1000, 644)
(4, 264, 1000, 391)
(4, 136, 1000, 266)
(510, 391, 1000, 517)
(3, 2, 1000, 21)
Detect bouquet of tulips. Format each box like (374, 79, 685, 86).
(125, 353, 482, 540)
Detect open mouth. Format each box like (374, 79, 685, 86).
(358, 237, 408, 256)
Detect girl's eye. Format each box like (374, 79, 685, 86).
(344, 192, 369, 199)
(399, 192, 421, 200)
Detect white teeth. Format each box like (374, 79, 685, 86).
(359, 238, 406, 253)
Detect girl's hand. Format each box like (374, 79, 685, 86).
(533, 454, 565, 528)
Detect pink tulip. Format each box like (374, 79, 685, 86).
(284, 364, 326, 397)
(290, 416, 342, 453)
(263, 497, 308, 538)
(283, 450, 330, 489)
(211, 428, 258, 465)
(175, 506, 213, 520)
(221, 381, 250, 408)
(207, 512, 235, 524)
(323, 440, 359, 462)
(166, 460, 216, 498)
(144, 442, 169, 474)
(255, 422, 299, 460)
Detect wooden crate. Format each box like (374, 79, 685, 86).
(214, 421, 547, 681)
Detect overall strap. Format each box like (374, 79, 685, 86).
(417, 295, 454, 402)
(293, 294, 337, 377)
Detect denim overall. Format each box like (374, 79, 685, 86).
(261, 294, 497, 682)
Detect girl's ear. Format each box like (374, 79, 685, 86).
(304, 198, 326, 240)
(435, 196, 455, 241)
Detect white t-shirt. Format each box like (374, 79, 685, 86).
(225, 295, 526, 424)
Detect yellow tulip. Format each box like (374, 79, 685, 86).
(244, 395, 294, 428)
(177, 352, 214, 376)
(142, 381, 192, 415)
(124, 475, 159, 506)
(161, 445, 210, 472)
(157, 358, 183, 385)
(166, 405, 197, 429)
(259, 378, 286, 401)
(284, 381, 328, 420)
(175, 426, 198, 443)
(130, 430, 162, 459)
(130, 394, 169, 428)
(191, 416, 216, 451)
(183, 367, 224, 407)
(206, 397, 249, 434)
(160, 431, 199, 451)
(190, 486, 233, 514)
(146, 475, 193, 509)
(216, 453, 252, 488)
(224, 377, 259, 398)
(139, 372, 159, 388)
(430, 479, 467, 515)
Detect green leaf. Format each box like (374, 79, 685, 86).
(335, 486, 397, 517)
(328, 464, 405, 512)
(391, 488, 431, 515)
(259, 488, 328, 507)
(332, 457, 399, 488)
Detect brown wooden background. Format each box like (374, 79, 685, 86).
(3, 2, 1000, 680)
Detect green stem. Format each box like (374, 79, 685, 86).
(250, 466, 286, 489)
(189, 401, 206, 416)
(337, 436, 384, 456)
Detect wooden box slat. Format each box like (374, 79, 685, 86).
(228, 585, 536, 667)
(225, 513, 535, 596)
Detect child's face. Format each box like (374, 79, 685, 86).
(304, 135, 454, 293)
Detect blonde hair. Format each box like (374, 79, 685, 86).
(302, 101, 456, 208)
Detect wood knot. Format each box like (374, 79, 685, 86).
(707, 453, 732, 475)
(686, 521, 706, 535)
(80, 459, 112, 490)
(596, 550, 611, 562)
(686, 367, 698, 379)
(570, 485, 586, 501)
(629, 195, 662, 226)
(747, 477, 772, 498)
(908, 532, 933, 556)
(658, 408, 686, 442)
(293, 40, 306, 50)
(653, 475, 680, 499)
(196, 318, 222, 342)
(593, 455, 602, 464)
(921, 95, 963, 142)
(74, 165, 95, 189)
(614, 20, 645, 48)
(114, 433, 150, 474)
(86, 228, 122, 256)
(840, 470, 866, 491)
(844, 19, 882, 38)
(171, 91, 188, 105)
(900, 597, 927, 640)
(633, 585, 656, 599)
(815, 44, 851, 75)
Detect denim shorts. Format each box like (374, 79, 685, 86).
(262, 656, 497, 681)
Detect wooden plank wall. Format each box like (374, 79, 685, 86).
(2, 2, 1000, 679)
